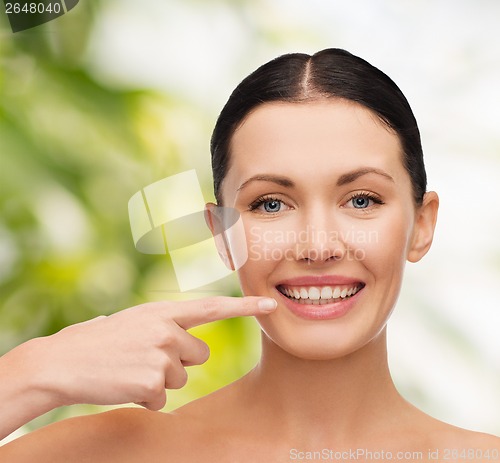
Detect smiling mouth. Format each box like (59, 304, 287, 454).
(277, 283, 365, 305)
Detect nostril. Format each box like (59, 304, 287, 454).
(301, 248, 343, 264)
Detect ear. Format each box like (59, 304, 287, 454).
(204, 202, 235, 270)
(407, 191, 439, 263)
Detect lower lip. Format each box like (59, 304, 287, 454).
(276, 287, 363, 320)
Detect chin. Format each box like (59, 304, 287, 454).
(257, 314, 385, 361)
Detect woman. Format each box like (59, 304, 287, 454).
(1, 48, 498, 461)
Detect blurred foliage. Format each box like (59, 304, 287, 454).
(0, 0, 257, 432)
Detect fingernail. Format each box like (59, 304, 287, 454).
(258, 298, 277, 312)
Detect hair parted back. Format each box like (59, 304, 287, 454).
(210, 48, 427, 205)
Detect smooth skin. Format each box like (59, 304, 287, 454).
(1, 100, 498, 461)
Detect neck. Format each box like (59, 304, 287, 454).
(241, 328, 406, 445)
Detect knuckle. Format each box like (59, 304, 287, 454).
(201, 296, 224, 318)
(146, 349, 175, 374)
(159, 353, 174, 372)
(137, 301, 174, 323)
(150, 323, 178, 349)
(141, 371, 165, 397)
(158, 331, 177, 349)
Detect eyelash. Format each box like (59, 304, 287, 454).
(248, 195, 288, 213)
(346, 191, 385, 208)
(248, 191, 384, 214)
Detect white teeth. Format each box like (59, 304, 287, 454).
(320, 286, 332, 299)
(280, 284, 362, 302)
(308, 287, 321, 300)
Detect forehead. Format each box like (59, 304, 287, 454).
(222, 100, 407, 198)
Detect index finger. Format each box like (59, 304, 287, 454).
(171, 296, 277, 330)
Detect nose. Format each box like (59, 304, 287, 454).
(294, 212, 346, 264)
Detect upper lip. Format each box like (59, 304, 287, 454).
(275, 275, 365, 287)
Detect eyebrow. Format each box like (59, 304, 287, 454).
(336, 167, 394, 186)
(237, 175, 295, 191)
(237, 168, 394, 192)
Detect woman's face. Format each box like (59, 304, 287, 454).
(218, 100, 431, 360)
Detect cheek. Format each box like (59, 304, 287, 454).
(246, 222, 294, 262)
(343, 212, 411, 274)
(236, 220, 291, 294)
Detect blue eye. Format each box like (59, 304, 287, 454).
(352, 196, 371, 208)
(249, 196, 289, 214)
(263, 200, 281, 213)
(346, 192, 384, 210)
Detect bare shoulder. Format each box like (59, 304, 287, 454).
(450, 427, 500, 450)
(0, 388, 230, 463)
(398, 406, 499, 462)
(432, 421, 499, 462)
(0, 407, 197, 463)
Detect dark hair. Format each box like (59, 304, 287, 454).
(210, 48, 426, 205)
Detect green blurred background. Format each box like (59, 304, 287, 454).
(1, 0, 499, 439)
(0, 0, 261, 435)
